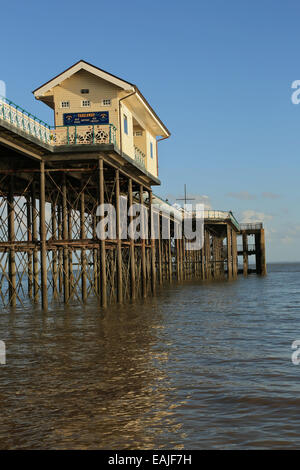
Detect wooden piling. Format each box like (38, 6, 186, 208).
(58, 203, 63, 295)
(8, 176, 16, 307)
(98, 158, 107, 308)
(51, 201, 58, 299)
(26, 195, 33, 299)
(140, 184, 147, 297)
(168, 237, 172, 283)
(260, 228, 267, 276)
(227, 225, 233, 280)
(128, 178, 136, 300)
(176, 223, 180, 281)
(68, 209, 73, 299)
(149, 190, 156, 293)
(62, 174, 69, 303)
(242, 231, 248, 277)
(32, 182, 39, 302)
(201, 241, 205, 280)
(205, 230, 211, 280)
(92, 213, 99, 296)
(40, 161, 48, 310)
(158, 214, 163, 285)
(255, 233, 261, 275)
(115, 170, 123, 303)
(232, 230, 238, 279)
(80, 189, 87, 302)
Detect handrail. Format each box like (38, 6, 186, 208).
(51, 124, 117, 146)
(228, 211, 240, 231)
(0, 95, 52, 143)
(134, 145, 146, 168)
(239, 223, 263, 230)
(0, 95, 117, 146)
(0, 95, 51, 128)
(204, 210, 240, 230)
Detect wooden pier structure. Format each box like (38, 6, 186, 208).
(0, 61, 266, 310)
(0, 149, 245, 310)
(238, 223, 267, 276)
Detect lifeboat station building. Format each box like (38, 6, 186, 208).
(33, 60, 170, 183)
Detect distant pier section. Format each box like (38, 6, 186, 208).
(238, 223, 267, 276)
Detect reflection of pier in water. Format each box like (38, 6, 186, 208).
(0, 300, 188, 449)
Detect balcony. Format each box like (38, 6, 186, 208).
(52, 124, 116, 146)
(0, 96, 116, 147)
(134, 145, 146, 169)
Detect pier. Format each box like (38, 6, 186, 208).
(238, 223, 267, 276)
(0, 61, 266, 310)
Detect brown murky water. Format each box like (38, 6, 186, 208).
(0, 263, 299, 449)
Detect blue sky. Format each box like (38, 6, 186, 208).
(1, 0, 299, 262)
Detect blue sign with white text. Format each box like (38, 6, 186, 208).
(63, 111, 109, 126)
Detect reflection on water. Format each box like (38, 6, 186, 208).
(0, 263, 299, 449)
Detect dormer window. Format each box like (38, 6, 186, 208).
(81, 89, 89, 94)
(81, 100, 90, 107)
(61, 101, 70, 108)
(102, 99, 111, 106)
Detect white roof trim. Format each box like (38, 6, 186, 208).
(135, 92, 170, 137)
(34, 61, 134, 97)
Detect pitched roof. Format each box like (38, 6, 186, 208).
(33, 60, 170, 137)
(32, 59, 135, 94)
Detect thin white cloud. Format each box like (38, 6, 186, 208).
(281, 236, 294, 245)
(226, 191, 256, 200)
(226, 191, 282, 201)
(240, 210, 274, 223)
(262, 192, 281, 199)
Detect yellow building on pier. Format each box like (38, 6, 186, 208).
(33, 60, 170, 180)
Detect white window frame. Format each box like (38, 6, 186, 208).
(81, 100, 90, 107)
(60, 101, 70, 108)
(102, 99, 111, 106)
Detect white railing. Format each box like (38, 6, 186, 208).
(204, 210, 231, 219)
(134, 145, 146, 168)
(204, 210, 240, 230)
(52, 124, 116, 146)
(0, 96, 51, 143)
(0, 96, 117, 147)
(239, 223, 263, 230)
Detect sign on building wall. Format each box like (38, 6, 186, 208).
(63, 111, 109, 126)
